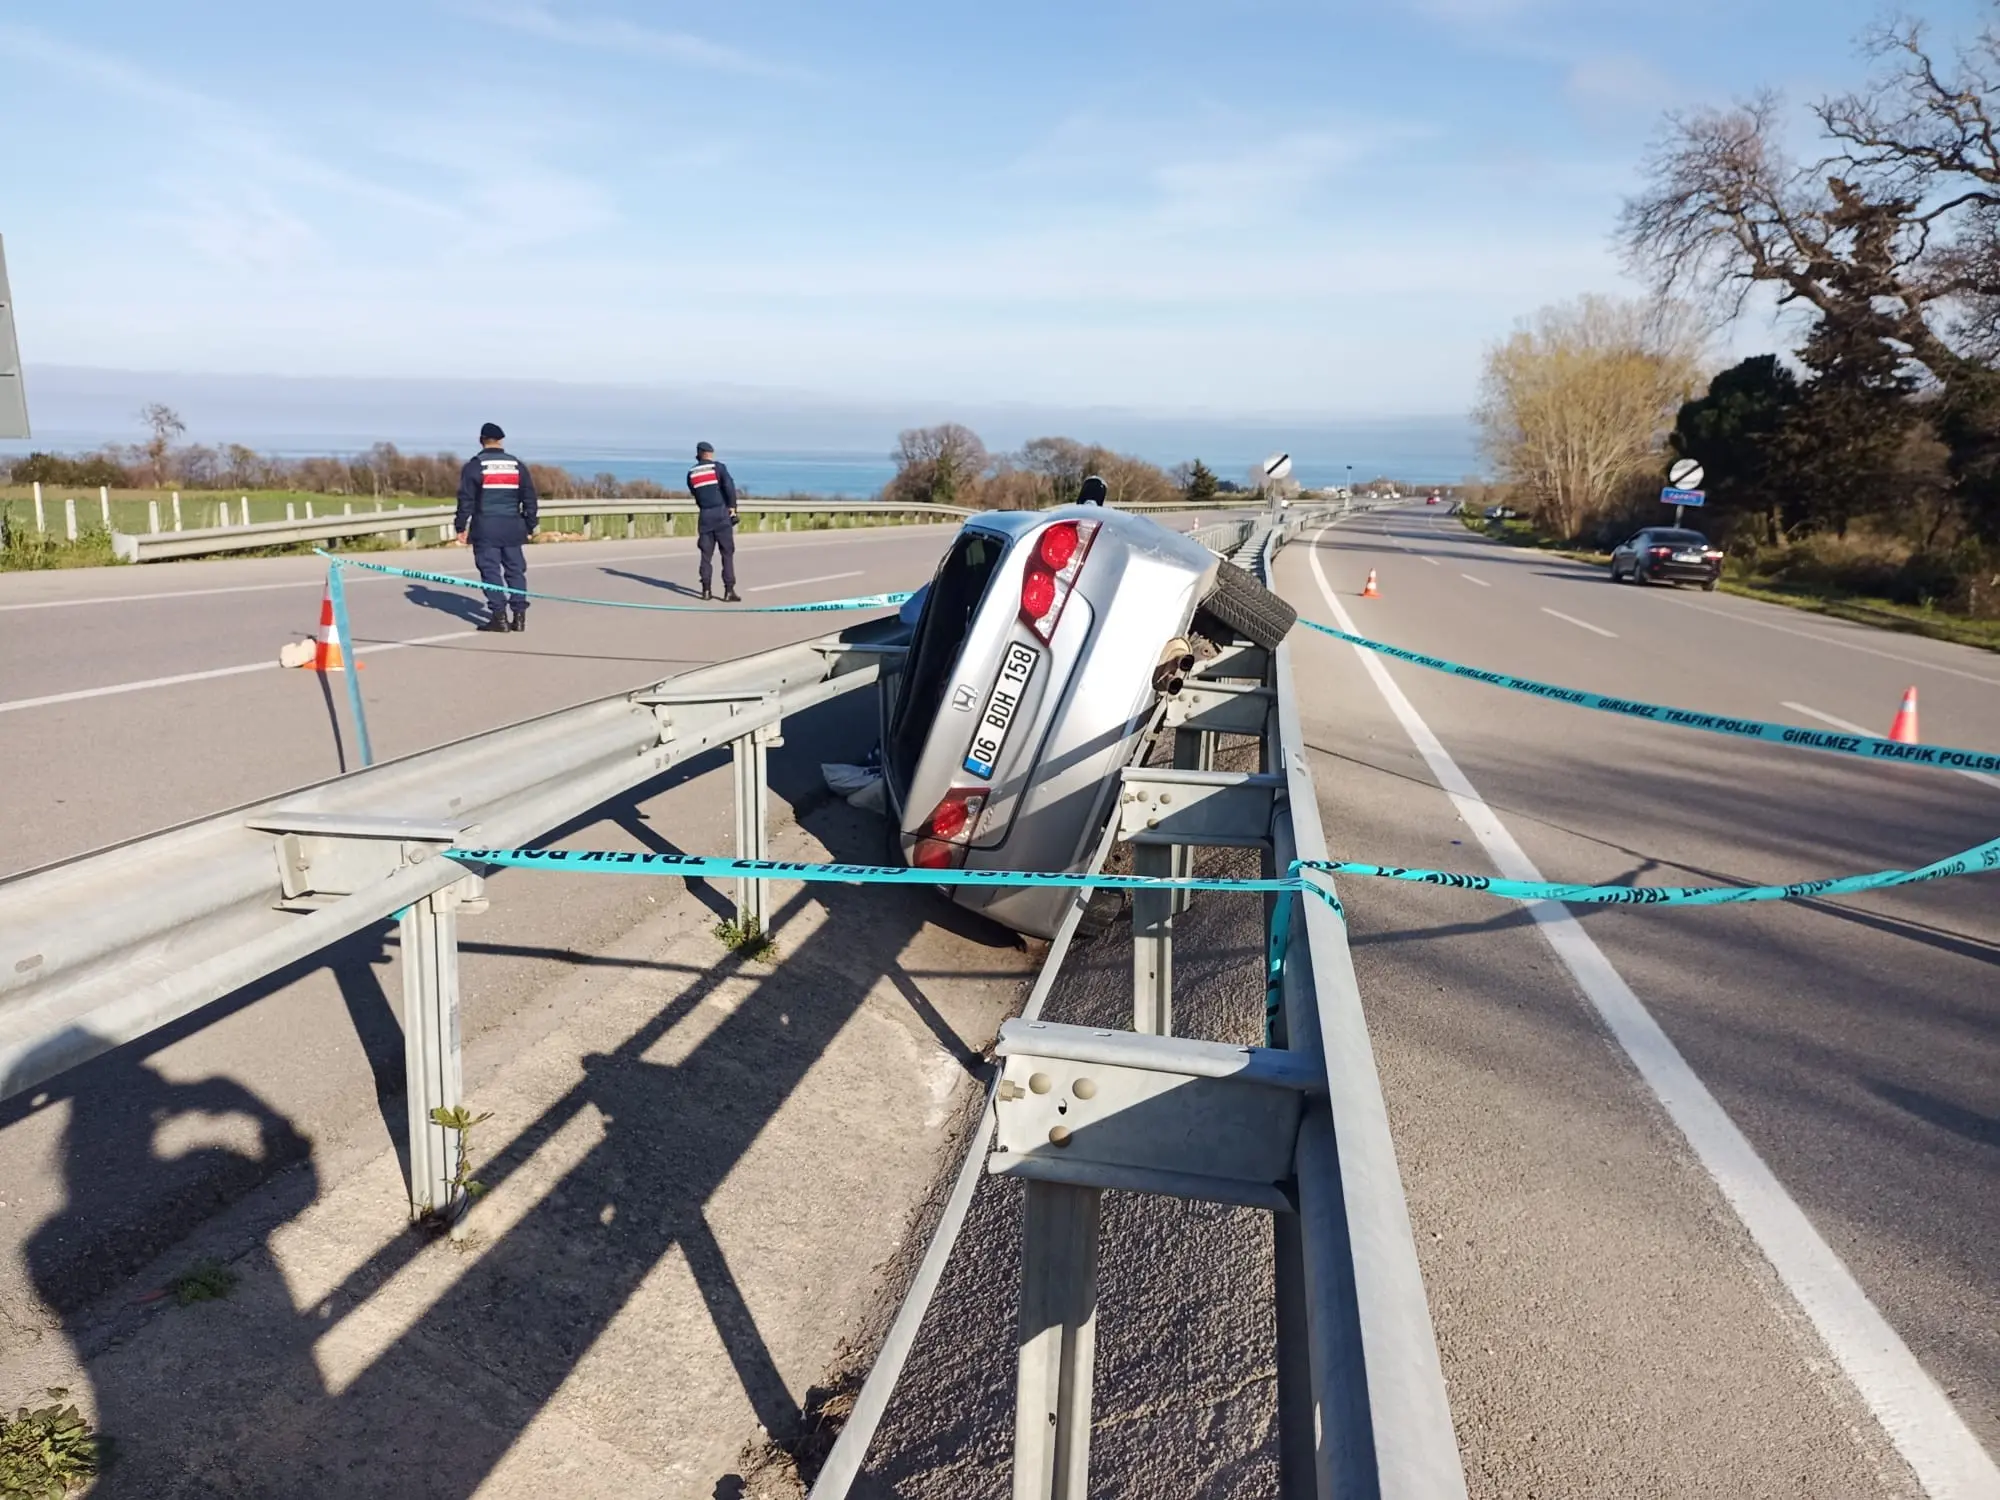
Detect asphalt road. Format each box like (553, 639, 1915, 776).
(1278, 505, 1999, 1496)
(0, 525, 969, 876)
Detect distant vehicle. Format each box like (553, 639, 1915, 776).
(883, 506, 1297, 938)
(1610, 527, 1723, 589)
(1482, 505, 1519, 520)
(1426, 492, 1440, 505)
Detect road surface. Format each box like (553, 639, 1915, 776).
(1277, 505, 1998, 1496)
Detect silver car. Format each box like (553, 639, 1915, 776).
(882, 504, 1295, 938)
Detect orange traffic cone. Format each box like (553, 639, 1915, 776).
(300, 578, 357, 672)
(1887, 686, 1919, 744)
(1361, 569, 1381, 599)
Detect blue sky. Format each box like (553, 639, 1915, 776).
(0, 1, 1985, 428)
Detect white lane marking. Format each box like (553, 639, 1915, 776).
(0, 530, 936, 611)
(1541, 607, 1617, 639)
(0, 630, 476, 715)
(1307, 530, 2000, 1500)
(745, 570, 864, 594)
(0, 579, 317, 612)
(1677, 599, 2000, 689)
(1460, 573, 1490, 587)
(1783, 702, 2000, 793)
(1420, 555, 1441, 567)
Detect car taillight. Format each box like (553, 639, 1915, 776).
(1020, 519, 1099, 643)
(915, 787, 988, 870)
(1650, 546, 1672, 557)
(1703, 549, 1723, 560)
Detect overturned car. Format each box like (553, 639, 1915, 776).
(882, 505, 1296, 939)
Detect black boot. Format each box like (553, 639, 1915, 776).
(509, 614, 527, 632)
(723, 588, 742, 602)
(700, 586, 712, 601)
(477, 617, 510, 633)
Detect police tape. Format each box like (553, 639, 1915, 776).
(1300, 620, 2000, 776)
(444, 837, 2000, 911)
(316, 550, 914, 614)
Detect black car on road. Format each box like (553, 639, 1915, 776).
(1610, 527, 1722, 589)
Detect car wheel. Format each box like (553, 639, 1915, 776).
(1193, 559, 1298, 650)
(1610, 561, 1626, 583)
(1633, 567, 1649, 586)
(1702, 576, 1718, 592)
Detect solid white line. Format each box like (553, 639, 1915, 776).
(1419, 555, 1441, 567)
(1460, 573, 1490, 587)
(0, 630, 477, 715)
(745, 570, 864, 594)
(1541, 607, 1617, 639)
(0, 530, 933, 611)
(1305, 529, 2000, 1499)
(1677, 599, 2000, 688)
(1782, 702, 2000, 793)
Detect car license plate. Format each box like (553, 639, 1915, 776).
(1674, 550, 1703, 562)
(963, 641, 1038, 779)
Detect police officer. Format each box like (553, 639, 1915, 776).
(686, 441, 741, 601)
(454, 422, 539, 632)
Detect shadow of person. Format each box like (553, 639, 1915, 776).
(599, 567, 703, 599)
(403, 583, 487, 622)
(22, 1054, 324, 1496)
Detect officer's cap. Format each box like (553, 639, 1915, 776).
(696, 441, 715, 457)
(479, 421, 505, 442)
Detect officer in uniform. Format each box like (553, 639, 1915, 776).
(686, 441, 741, 601)
(454, 422, 539, 632)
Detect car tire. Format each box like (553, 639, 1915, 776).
(1610, 561, 1626, 583)
(1194, 559, 1298, 650)
(1702, 577, 1718, 592)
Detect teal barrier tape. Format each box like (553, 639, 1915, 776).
(323, 561, 374, 768)
(444, 837, 1998, 911)
(1301, 620, 2000, 776)
(317, 549, 912, 615)
(1302, 833, 2000, 906)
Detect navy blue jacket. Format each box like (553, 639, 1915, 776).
(686, 458, 740, 515)
(455, 448, 539, 535)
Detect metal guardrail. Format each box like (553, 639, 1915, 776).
(0, 613, 904, 1210)
(109, 498, 977, 563)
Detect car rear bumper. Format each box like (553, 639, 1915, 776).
(1640, 562, 1719, 583)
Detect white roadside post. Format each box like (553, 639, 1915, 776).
(148, 499, 161, 534)
(172, 491, 183, 530)
(239, 496, 249, 526)
(64, 495, 76, 542)
(98, 486, 110, 527)
(32, 480, 43, 532)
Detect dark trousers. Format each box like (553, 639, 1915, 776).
(472, 532, 527, 619)
(698, 513, 736, 592)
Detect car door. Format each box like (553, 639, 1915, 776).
(1614, 532, 1641, 569)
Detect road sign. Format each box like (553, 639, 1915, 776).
(0, 235, 28, 441)
(1661, 487, 1706, 507)
(1668, 458, 1704, 490)
(1261, 453, 1293, 482)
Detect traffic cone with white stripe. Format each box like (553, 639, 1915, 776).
(1361, 569, 1381, 599)
(294, 577, 357, 672)
(1887, 685, 1919, 744)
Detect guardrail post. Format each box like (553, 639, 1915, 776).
(1169, 728, 1214, 912)
(732, 721, 781, 931)
(1132, 841, 1173, 1035)
(1014, 1180, 1101, 1500)
(401, 880, 466, 1218)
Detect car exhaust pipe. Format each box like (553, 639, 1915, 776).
(1154, 636, 1196, 696)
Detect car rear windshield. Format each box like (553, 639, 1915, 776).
(1650, 529, 1710, 546)
(887, 528, 1006, 788)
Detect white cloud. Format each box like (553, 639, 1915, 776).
(472, 3, 812, 81)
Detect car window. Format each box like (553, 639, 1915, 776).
(1653, 529, 1709, 546)
(887, 528, 1006, 788)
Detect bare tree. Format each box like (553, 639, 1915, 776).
(888, 423, 989, 506)
(1477, 295, 1707, 540)
(137, 402, 186, 485)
